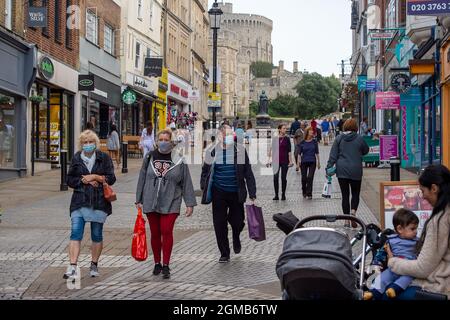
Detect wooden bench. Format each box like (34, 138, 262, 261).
(123, 135, 143, 158)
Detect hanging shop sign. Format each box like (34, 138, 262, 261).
(189, 90, 200, 102)
(78, 74, 95, 91)
(409, 59, 435, 75)
(144, 57, 163, 78)
(391, 73, 411, 93)
(407, 0, 450, 16)
(358, 75, 367, 91)
(376, 91, 400, 110)
(366, 80, 378, 91)
(369, 29, 396, 40)
(122, 89, 137, 105)
(27, 7, 48, 27)
(38, 56, 55, 80)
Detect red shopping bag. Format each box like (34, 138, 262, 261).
(131, 207, 148, 261)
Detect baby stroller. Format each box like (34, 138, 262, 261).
(275, 215, 368, 300)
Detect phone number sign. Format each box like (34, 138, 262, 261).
(408, 0, 450, 15)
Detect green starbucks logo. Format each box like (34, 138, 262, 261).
(122, 89, 137, 105)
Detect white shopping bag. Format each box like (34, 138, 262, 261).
(322, 176, 333, 199)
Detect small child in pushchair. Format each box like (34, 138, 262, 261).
(364, 209, 419, 300)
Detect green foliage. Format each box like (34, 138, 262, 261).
(250, 61, 274, 78)
(295, 73, 341, 119)
(268, 94, 297, 118)
(249, 101, 259, 118)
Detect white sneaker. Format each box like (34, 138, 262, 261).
(90, 263, 99, 277)
(63, 265, 78, 280)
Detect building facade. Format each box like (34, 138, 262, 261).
(120, 0, 164, 136)
(79, 0, 122, 139)
(0, 1, 36, 181)
(250, 60, 302, 101)
(26, 0, 81, 173)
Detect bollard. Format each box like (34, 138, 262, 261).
(60, 150, 68, 191)
(122, 141, 128, 174)
(390, 157, 401, 181)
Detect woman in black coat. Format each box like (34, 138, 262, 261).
(64, 130, 116, 280)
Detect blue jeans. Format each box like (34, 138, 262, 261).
(70, 216, 104, 243)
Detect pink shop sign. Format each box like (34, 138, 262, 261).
(376, 91, 400, 110)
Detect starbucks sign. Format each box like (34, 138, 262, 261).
(122, 89, 137, 105)
(38, 56, 54, 80)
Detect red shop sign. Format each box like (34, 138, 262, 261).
(181, 89, 189, 98)
(170, 84, 180, 94)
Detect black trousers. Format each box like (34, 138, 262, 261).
(212, 187, 245, 258)
(301, 162, 316, 197)
(338, 178, 362, 215)
(274, 164, 289, 196)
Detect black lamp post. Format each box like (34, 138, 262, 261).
(209, 0, 223, 130)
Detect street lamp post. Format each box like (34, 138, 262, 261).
(209, 1, 223, 130)
(233, 94, 237, 117)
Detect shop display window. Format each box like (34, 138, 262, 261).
(0, 94, 16, 168)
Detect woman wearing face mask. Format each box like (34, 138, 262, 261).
(136, 129, 197, 279)
(385, 164, 450, 299)
(201, 124, 257, 263)
(65, 130, 116, 280)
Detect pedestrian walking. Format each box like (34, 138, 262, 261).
(245, 120, 254, 144)
(333, 117, 340, 137)
(329, 118, 336, 142)
(107, 124, 121, 167)
(360, 117, 369, 136)
(64, 130, 116, 280)
(321, 118, 330, 146)
(326, 118, 369, 228)
(139, 121, 155, 157)
(289, 117, 301, 137)
(293, 122, 306, 172)
(232, 116, 240, 131)
(235, 122, 245, 144)
(298, 127, 321, 199)
(268, 124, 294, 201)
(200, 124, 257, 263)
(311, 118, 318, 136)
(136, 129, 197, 279)
(386, 164, 450, 299)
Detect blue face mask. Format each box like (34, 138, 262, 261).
(82, 144, 96, 153)
(224, 135, 234, 145)
(158, 141, 174, 154)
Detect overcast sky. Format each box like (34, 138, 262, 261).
(208, 0, 352, 76)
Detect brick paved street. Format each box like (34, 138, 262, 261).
(0, 144, 381, 300)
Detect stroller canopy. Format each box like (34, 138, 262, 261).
(276, 228, 357, 300)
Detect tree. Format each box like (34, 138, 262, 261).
(250, 61, 274, 78)
(294, 73, 341, 119)
(268, 94, 297, 117)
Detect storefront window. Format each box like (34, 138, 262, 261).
(0, 94, 16, 168)
(82, 95, 88, 130)
(423, 104, 430, 163)
(37, 86, 49, 160)
(89, 99, 100, 135)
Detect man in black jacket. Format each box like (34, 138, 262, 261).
(289, 118, 301, 137)
(201, 124, 257, 263)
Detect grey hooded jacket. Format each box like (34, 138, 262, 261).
(326, 132, 369, 181)
(136, 150, 197, 214)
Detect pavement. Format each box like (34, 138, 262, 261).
(0, 143, 418, 300)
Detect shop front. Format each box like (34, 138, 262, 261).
(0, 30, 36, 181)
(81, 75, 121, 139)
(30, 52, 80, 171)
(153, 67, 168, 133)
(441, 34, 450, 168)
(122, 72, 162, 136)
(167, 73, 192, 127)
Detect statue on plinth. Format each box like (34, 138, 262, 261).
(256, 90, 271, 128)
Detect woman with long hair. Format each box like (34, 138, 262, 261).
(387, 164, 450, 299)
(107, 124, 120, 167)
(298, 127, 320, 199)
(268, 124, 293, 201)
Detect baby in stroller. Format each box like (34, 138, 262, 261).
(364, 209, 419, 300)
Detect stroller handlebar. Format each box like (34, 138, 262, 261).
(295, 215, 367, 234)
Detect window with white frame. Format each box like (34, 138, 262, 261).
(386, 0, 397, 28)
(150, 0, 154, 26)
(86, 10, 98, 44)
(104, 25, 114, 55)
(138, 0, 143, 20)
(135, 41, 141, 69)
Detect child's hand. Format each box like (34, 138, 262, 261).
(385, 243, 394, 259)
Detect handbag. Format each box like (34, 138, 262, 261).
(103, 182, 117, 202)
(322, 175, 333, 198)
(131, 207, 148, 261)
(245, 204, 266, 242)
(272, 211, 299, 235)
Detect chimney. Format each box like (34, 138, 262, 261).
(293, 61, 298, 73)
(279, 60, 284, 72)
